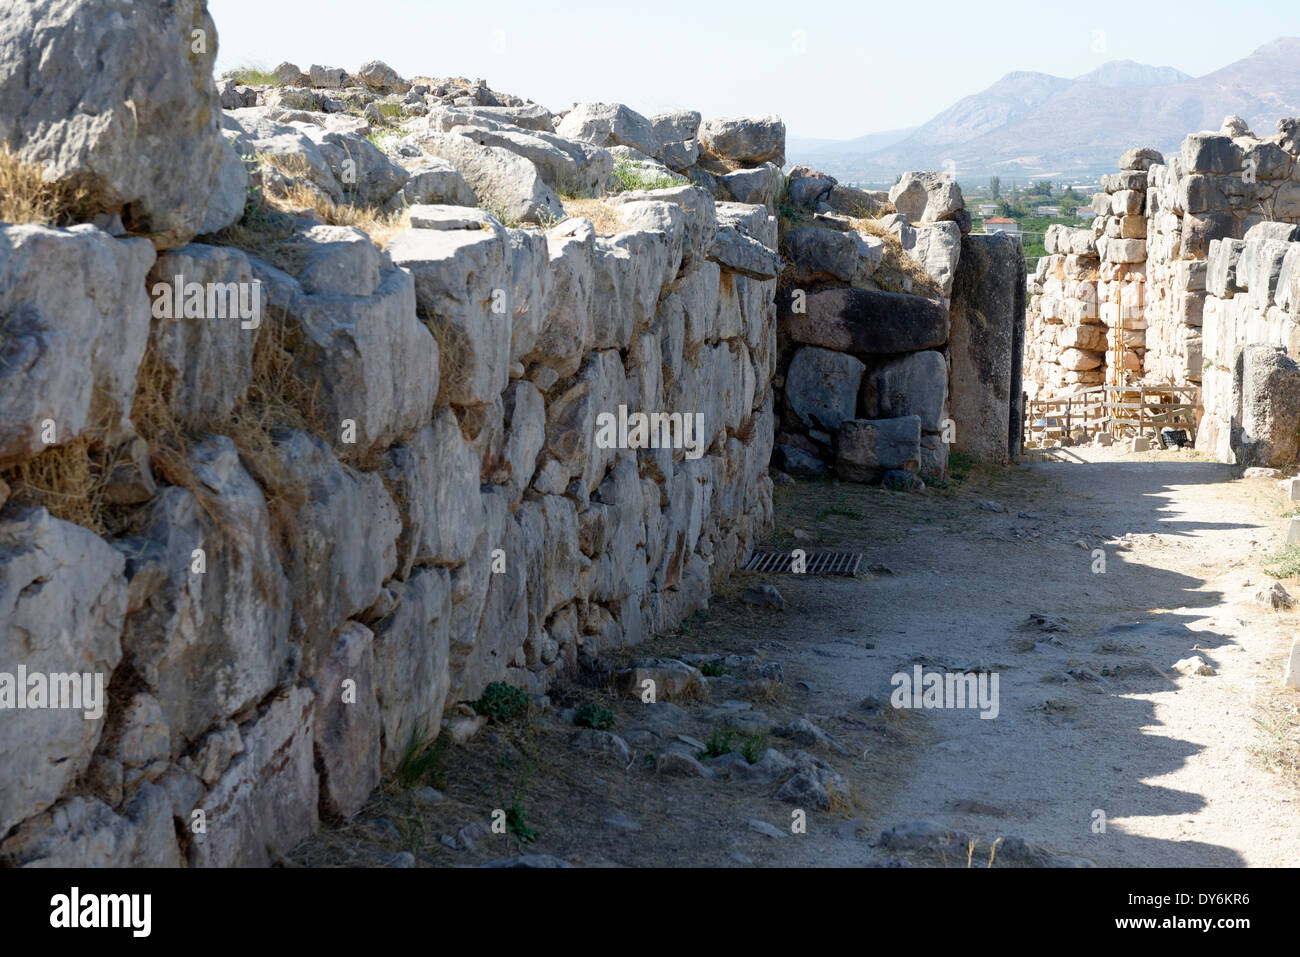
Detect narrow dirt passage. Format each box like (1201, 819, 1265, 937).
(769, 447, 1300, 867)
(293, 449, 1300, 868)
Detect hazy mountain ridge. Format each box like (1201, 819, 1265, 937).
(793, 38, 1300, 186)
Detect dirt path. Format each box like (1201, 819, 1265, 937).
(293, 448, 1300, 868)
(770, 447, 1300, 866)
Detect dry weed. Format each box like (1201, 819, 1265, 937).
(560, 197, 626, 236)
(0, 147, 95, 226)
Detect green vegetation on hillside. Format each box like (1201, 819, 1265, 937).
(962, 176, 1096, 263)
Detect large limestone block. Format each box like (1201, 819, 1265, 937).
(1240, 238, 1291, 311)
(698, 114, 785, 166)
(1181, 132, 1243, 174)
(456, 104, 556, 132)
(1275, 246, 1300, 314)
(200, 138, 251, 236)
(650, 110, 701, 169)
(610, 185, 716, 270)
(386, 410, 486, 575)
(387, 224, 510, 406)
(308, 64, 347, 88)
(503, 380, 545, 504)
(615, 199, 685, 289)
(716, 202, 777, 249)
(782, 288, 950, 355)
(0, 785, 179, 868)
(0, 509, 127, 836)
(223, 110, 343, 203)
(116, 437, 291, 752)
(719, 163, 784, 210)
(556, 103, 659, 156)
(272, 430, 400, 671)
(888, 172, 965, 226)
(356, 59, 409, 93)
(313, 622, 381, 820)
(866, 350, 949, 432)
(542, 350, 627, 491)
(370, 567, 452, 770)
(297, 125, 408, 206)
(0, 225, 154, 467)
(887, 217, 962, 297)
(591, 231, 670, 349)
(0, 0, 231, 247)
(785, 347, 865, 432)
(449, 487, 528, 703)
(518, 494, 583, 627)
(670, 259, 722, 350)
(834, 416, 922, 482)
(948, 233, 1026, 463)
(1241, 345, 1300, 468)
(406, 130, 563, 224)
(145, 243, 258, 429)
(1120, 147, 1165, 171)
(707, 223, 782, 280)
(506, 227, 553, 364)
(583, 454, 649, 602)
(1207, 238, 1246, 298)
(188, 687, 318, 867)
(524, 218, 595, 377)
(1059, 348, 1105, 371)
(823, 183, 891, 219)
(446, 123, 612, 198)
(782, 226, 866, 284)
(384, 157, 477, 211)
(1058, 324, 1108, 351)
(282, 259, 437, 450)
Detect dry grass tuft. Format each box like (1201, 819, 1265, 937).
(846, 215, 943, 298)
(205, 197, 307, 275)
(0, 437, 112, 534)
(0, 147, 96, 226)
(129, 339, 200, 496)
(221, 306, 321, 502)
(560, 197, 626, 236)
(425, 318, 474, 408)
(210, 156, 411, 268)
(271, 182, 411, 249)
(1252, 681, 1300, 787)
(256, 155, 411, 249)
(693, 147, 745, 176)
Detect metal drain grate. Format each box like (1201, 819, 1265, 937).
(743, 550, 863, 576)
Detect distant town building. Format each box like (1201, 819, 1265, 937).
(978, 203, 1000, 217)
(1037, 205, 1062, 216)
(984, 217, 1021, 235)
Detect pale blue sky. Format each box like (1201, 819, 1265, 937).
(209, 0, 1300, 139)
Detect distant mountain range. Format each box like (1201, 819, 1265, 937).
(790, 39, 1300, 188)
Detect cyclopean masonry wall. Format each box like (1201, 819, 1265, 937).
(1198, 222, 1300, 466)
(771, 169, 1020, 484)
(0, 1, 778, 866)
(1024, 148, 1156, 398)
(1024, 116, 1300, 468)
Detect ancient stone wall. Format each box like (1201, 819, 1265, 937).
(0, 1, 778, 866)
(771, 170, 1019, 483)
(1025, 116, 1300, 437)
(1024, 149, 1155, 397)
(1198, 223, 1300, 465)
(0, 198, 777, 868)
